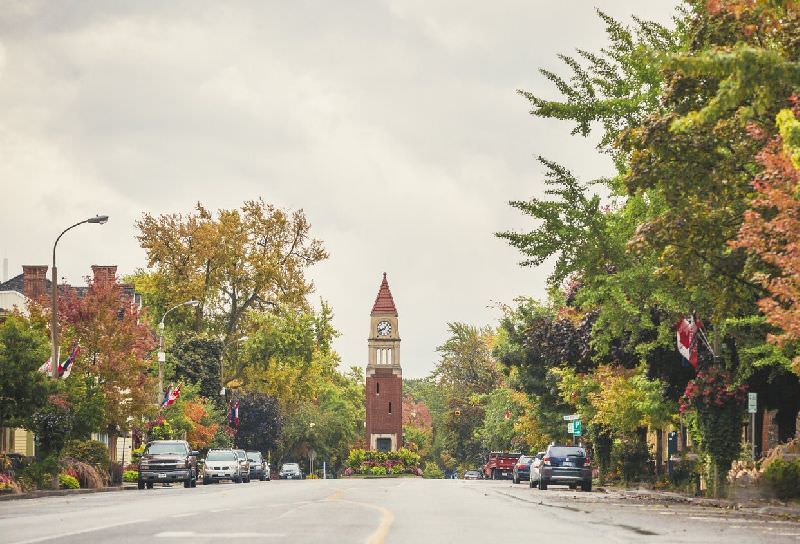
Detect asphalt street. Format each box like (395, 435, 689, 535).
(1, 479, 799, 544)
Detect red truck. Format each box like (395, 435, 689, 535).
(483, 451, 522, 480)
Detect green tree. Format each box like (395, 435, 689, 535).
(0, 316, 50, 433)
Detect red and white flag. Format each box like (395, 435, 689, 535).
(675, 314, 702, 369)
(161, 383, 181, 409)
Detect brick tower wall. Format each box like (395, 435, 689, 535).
(365, 368, 403, 449)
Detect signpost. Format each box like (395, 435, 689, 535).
(565, 415, 582, 445)
(748, 392, 757, 461)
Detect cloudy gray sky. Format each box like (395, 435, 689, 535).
(0, 1, 678, 378)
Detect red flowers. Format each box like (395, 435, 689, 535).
(680, 367, 747, 414)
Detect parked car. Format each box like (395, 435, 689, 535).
(528, 452, 546, 488)
(247, 451, 268, 481)
(137, 440, 199, 489)
(202, 449, 242, 484)
(512, 455, 534, 484)
(233, 449, 251, 483)
(483, 451, 521, 480)
(530, 445, 592, 491)
(279, 462, 303, 479)
(463, 470, 483, 480)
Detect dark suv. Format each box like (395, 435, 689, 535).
(137, 440, 199, 489)
(530, 445, 591, 492)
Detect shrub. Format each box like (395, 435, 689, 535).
(131, 445, 145, 464)
(762, 458, 800, 501)
(370, 466, 387, 476)
(611, 438, 649, 484)
(18, 456, 58, 491)
(60, 459, 105, 489)
(422, 462, 443, 479)
(307, 473, 320, 479)
(59, 474, 80, 489)
(123, 470, 139, 483)
(61, 440, 109, 468)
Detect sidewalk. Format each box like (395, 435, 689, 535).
(0, 482, 137, 502)
(603, 486, 800, 519)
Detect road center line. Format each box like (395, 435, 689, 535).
(326, 489, 394, 544)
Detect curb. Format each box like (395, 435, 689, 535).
(0, 485, 134, 502)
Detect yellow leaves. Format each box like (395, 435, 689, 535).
(777, 108, 800, 171)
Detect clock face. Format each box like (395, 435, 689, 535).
(377, 320, 392, 336)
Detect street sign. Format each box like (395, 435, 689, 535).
(573, 420, 582, 436)
(158, 351, 166, 362)
(748, 392, 757, 414)
(562, 414, 581, 421)
(567, 421, 574, 434)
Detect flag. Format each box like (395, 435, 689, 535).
(161, 383, 181, 409)
(58, 346, 80, 379)
(675, 313, 703, 369)
(230, 401, 239, 427)
(38, 345, 80, 378)
(504, 409, 511, 421)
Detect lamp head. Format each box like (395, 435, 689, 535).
(186, 300, 200, 306)
(87, 215, 109, 224)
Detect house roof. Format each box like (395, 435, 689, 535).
(371, 273, 398, 316)
(0, 273, 52, 294)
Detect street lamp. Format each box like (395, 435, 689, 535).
(157, 300, 199, 401)
(220, 335, 248, 397)
(50, 215, 109, 380)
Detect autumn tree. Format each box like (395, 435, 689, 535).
(58, 277, 156, 455)
(135, 199, 328, 350)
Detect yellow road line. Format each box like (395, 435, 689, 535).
(326, 488, 395, 544)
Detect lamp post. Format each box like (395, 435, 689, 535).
(50, 215, 109, 380)
(220, 335, 248, 397)
(157, 300, 199, 402)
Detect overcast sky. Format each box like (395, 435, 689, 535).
(0, 1, 678, 378)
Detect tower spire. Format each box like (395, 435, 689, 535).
(371, 272, 398, 315)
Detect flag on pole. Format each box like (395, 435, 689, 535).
(58, 346, 80, 379)
(38, 345, 80, 378)
(675, 313, 702, 369)
(504, 409, 511, 421)
(161, 383, 181, 409)
(230, 401, 239, 427)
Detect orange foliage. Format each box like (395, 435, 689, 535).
(732, 133, 800, 368)
(184, 398, 219, 450)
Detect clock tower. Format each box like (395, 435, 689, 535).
(365, 273, 403, 452)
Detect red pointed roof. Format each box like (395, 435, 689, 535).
(371, 273, 398, 316)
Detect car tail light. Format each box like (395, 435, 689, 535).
(543, 457, 551, 465)
(516, 464, 525, 469)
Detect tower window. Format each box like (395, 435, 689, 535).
(389, 401, 392, 414)
(376, 383, 380, 395)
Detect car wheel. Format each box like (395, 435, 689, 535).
(146, 482, 154, 489)
(203, 477, 211, 485)
(513, 475, 519, 484)
(260, 474, 266, 481)
(491, 469, 497, 480)
(539, 479, 548, 490)
(581, 480, 592, 492)
(233, 476, 241, 483)
(137, 479, 145, 490)
(569, 483, 577, 490)
(190, 473, 197, 488)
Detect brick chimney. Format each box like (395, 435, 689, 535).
(91, 265, 117, 285)
(22, 265, 48, 300)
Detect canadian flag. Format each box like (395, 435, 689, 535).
(675, 314, 702, 369)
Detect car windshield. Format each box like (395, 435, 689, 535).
(518, 456, 532, 464)
(548, 447, 585, 458)
(282, 464, 299, 471)
(206, 451, 236, 461)
(144, 443, 186, 455)
(247, 452, 262, 462)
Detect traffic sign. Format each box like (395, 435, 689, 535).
(567, 421, 574, 434)
(748, 392, 757, 414)
(563, 414, 581, 421)
(573, 420, 582, 436)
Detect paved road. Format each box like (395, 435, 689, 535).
(1, 479, 799, 543)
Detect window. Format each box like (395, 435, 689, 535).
(388, 401, 392, 414)
(376, 438, 391, 452)
(376, 383, 380, 395)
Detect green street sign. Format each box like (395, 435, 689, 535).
(573, 420, 582, 436)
